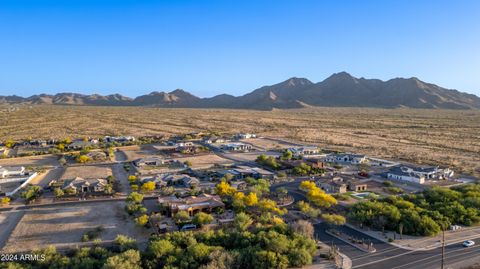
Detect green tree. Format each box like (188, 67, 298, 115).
(193, 212, 213, 227)
(293, 163, 312, 176)
(149, 239, 175, 259)
(115, 234, 137, 251)
(174, 211, 191, 224)
(22, 186, 43, 202)
(104, 184, 114, 195)
(256, 154, 280, 170)
(0, 197, 11, 205)
(253, 250, 289, 269)
(54, 188, 64, 198)
(125, 203, 147, 215)
(32, 245, 69, 268)
(126, 192, 144, 204)
(288, 248, 313, 267)
(103, 249, 142, 269)
(235, 212, 253, 231)
(135, 214, 149, 226)
(419, 215, 441, 236)
(322, 213, 346, 226)
(281, 150, 293, 160)
(297, 201, 320, 218)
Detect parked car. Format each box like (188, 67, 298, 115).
(180, 224, 197, 231)
(450, 225, 461, 231)
(462, 240, 475, 247)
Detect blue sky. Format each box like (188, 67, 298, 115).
(0, 0, 479, 97)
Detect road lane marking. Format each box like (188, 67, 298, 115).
(354, 244, 480, 269)
(387, 244, 480, 269)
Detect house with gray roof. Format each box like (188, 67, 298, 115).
(142, 174, 200, 188)
(61, 177, 108, 193)
(220, 143, 252, 152)
(387, 166, 425, 184)
(324, 153, 368, 164)
(288, 146, 322, 157)
(158, 194, 225, 217)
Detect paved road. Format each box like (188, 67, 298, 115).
(272, 179, 480, 269)
(353, 240, 480, 269)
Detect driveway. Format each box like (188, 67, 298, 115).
(0, 211, 25, 249)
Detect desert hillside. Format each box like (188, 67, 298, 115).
(2, 72, 479, 109)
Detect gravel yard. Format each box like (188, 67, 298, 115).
(2, 201, 148, 253)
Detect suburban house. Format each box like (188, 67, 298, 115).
(404, 165, 454, 179)
(0, 166, 26, 178)
(318, 177, 348, 194)
(235, 133, 256, 140)
(288, 146, 322, 157)
(176, 144, 207, 155)
(347, 179, 368, 192)
(171, 141, 195, 148)
(304, 158, 326, 169)
(143, 174, 200, 188)
(324, 153, 368, 164)
(317, 176, 368, 193)
(387, 165, 454, 184)
(104, 136, 136, 143)
(221, 143, 252, 152)
(133, 157, 174, 167)
(387, 166, 425, 184)
(202, 135, 228, 144)
(22, 139, 57, 147)
(86, 151, 108, 161)
(158, 194, 225, 217)
(67, 139, 98, 150)
(217, 165, 275, 180)
(60, 177, 108, 193)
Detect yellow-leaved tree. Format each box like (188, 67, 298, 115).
(244, 192, 258, 206)
(215, 181, 236, 196)
(300, 180, 337, 208)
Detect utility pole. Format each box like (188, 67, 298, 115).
(441, 229, 445, 269)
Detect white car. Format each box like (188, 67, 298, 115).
(462, 240, 475, 247)
(180, 224, 197, 231)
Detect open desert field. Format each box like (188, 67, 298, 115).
(176, 153, 234, 169)
(1, 201, 148, 253)
(0, 105, 479, 177)
(61, 165, 112, 180)
(0, 154, 59, 168)
(120, 144, 162, 161)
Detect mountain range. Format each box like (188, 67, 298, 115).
(1, 72, 479, 110)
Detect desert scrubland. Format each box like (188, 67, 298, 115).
(1, 105, 479, 176)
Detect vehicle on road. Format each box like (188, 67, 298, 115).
(462, 240, 475, 247)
